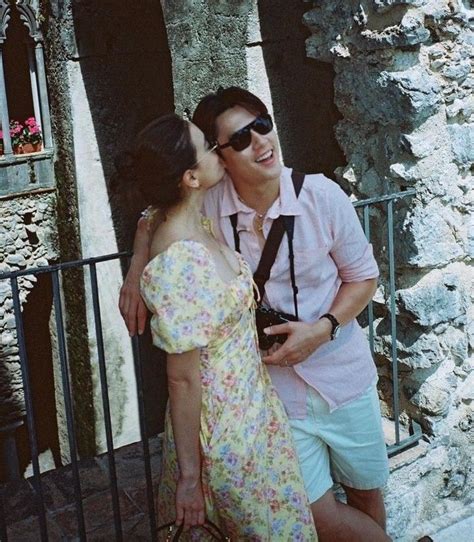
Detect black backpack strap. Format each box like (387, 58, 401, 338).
(291, 170, 305, 198)
(229, 170, 305, 310)
(229, 213, 240, 253)
(283, 170, 304, 319)
(253, 216, 286, 302)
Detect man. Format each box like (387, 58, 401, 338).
(120, 87, 390, 541)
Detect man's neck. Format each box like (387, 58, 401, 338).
(232, 175, 280, 215)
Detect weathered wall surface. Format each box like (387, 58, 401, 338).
(162, 0, 345, 177)
(43, 0, 177, 453)
(304, 0, 473, 538)
(0, 192, 60, 476)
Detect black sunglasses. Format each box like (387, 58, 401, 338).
(218, 113, 273, 152)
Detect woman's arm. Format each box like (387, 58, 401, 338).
(119, 216, 151, 336)
(167, 349, 205, 530)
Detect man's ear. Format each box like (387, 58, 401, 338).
(181, 169, 200, 189)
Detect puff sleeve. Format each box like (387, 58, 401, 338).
(140, 241, 223, 353)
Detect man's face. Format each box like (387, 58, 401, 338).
(215, 105, 282, 187)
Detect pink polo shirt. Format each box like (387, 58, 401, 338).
(202, 166, 378, 417)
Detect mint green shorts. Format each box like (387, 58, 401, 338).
(289, 383, 389, 504)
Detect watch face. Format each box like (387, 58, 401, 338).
(333, 325, 341, 340)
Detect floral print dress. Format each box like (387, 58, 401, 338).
(140, 233, 317, 541)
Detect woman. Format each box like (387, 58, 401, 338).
(116, 114, 317, 541)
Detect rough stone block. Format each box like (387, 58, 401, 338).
(400, 202, 465, 267)
(398, 266, 468, 326)
(448, 123, 474, 165)
(359, 19, 430, 50)
(372, 0, 427, 13)
(379, 67, 442, 123)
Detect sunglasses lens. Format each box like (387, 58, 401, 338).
(253, 115, 273, 135)
(225, 114, 274, 152)
(230, 132, 252, 152)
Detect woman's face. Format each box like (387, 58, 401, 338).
(189, 122, 224, 188)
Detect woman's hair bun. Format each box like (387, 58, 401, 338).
(112, 113, 197, 212)
(114, 150, 137, 185)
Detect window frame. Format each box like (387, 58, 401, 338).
(0, 0, 54, 198)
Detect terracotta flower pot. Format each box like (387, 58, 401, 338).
(14, 142, 42, 154)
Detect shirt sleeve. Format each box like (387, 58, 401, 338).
(327, 183, 379, 282)
(140, 241, 223, 353)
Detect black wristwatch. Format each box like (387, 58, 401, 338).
(319, 313, 341, 341)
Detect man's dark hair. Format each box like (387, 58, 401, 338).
(192, 86, 268, 145)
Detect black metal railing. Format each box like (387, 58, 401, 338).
(0, 253, 157, 541)
(0, 189, 420, 540)
(354, 188, 422, 456)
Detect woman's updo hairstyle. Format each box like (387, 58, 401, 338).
(114, 113, 197, 211)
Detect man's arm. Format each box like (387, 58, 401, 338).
(262, 278, 377, 366)
(118, 216, 151, 336)
(167, 349, 205, 530)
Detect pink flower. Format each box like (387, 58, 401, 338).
(10, 121, 24, 135)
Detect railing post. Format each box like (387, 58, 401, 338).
(362, 204, 375, 356)
(51, 270, 86, 540)
(10, 276, 48, 541)
(131, 335, 158, 541)
(89, 262, 123, 541)
(387, 199, 401, 445)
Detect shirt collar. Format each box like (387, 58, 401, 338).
(219, 166, 303, 218)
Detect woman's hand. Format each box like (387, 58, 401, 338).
(175, 476, 205, 531)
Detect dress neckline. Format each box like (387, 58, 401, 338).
(145, 239, 246, 288)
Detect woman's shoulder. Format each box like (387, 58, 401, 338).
(144, 228, 210, 278)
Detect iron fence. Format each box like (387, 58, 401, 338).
(0, 189, 420, 540)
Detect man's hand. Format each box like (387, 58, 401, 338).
(119, 216, 152, 336)
(261, 319, 332, 367)
(119, 256, 148, 336)
(175, 476, 205, 531)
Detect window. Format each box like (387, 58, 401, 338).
(0, 0, 54, 197)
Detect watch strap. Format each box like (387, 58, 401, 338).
(320, 313, 340, 340)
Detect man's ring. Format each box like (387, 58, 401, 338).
(283, 360, 289, 367)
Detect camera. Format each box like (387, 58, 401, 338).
(255, 305, 297, 350)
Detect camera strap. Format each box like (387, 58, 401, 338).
(229, 170, 305, 319)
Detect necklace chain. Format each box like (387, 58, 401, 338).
(237, 195, 266, 232)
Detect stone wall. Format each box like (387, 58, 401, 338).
(304, 0, 473, 538)
(0, 191, 59, 476)
(162, 0, 345, 177)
